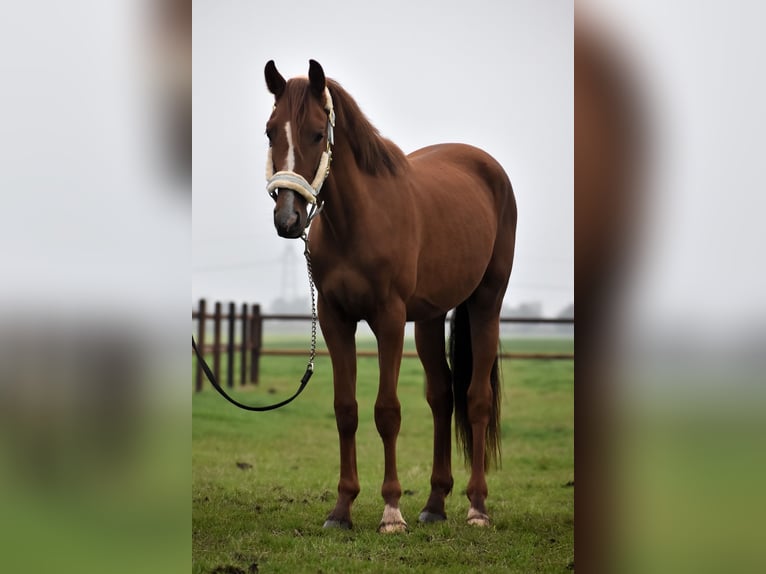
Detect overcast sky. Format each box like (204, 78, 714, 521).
(193, 0, 573, 316)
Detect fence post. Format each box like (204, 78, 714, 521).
(213, 301, 222, 384)
(195, 298, 207, 392)
(240, 302, 248, 386)
(227, 302, 235, 388)
(250, 304, 262, 384)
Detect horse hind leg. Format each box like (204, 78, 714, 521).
(453, 293, 503, 527)
(415, 315, 454, 523)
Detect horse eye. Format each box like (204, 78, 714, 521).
(313, 132, 324, 144)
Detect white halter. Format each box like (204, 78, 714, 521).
(266, 87, 335, 225)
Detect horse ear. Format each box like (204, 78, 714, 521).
(308, 59, 326, 99)
(265, 60, 286, 99)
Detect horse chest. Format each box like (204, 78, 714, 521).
(317, 264, 379, 319)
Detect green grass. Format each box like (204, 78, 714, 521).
(192, 339, 573, 573)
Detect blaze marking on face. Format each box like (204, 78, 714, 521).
(284, 121, 295, 171)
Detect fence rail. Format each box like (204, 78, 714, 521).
(192, 298, 573, 391)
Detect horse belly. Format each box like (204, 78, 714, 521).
(409, 222, 496, 318)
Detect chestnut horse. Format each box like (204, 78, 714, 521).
(264, 60, 517, 532)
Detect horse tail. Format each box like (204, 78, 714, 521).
(449, 302, 502, 471)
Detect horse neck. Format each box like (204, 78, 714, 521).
(316, 139, 374, 243)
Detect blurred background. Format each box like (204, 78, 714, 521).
(577, 1, 766, 572)
(0, 0, 764, 572)
(0, 1, 190, 572)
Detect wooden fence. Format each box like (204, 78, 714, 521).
(192, 298, 574, 392)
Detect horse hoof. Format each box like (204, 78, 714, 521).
(378, 504, 407, 533)
(378, 521, 408, 534)
(418, 510, 447, 523)
(323, 518, 352, 530)
(466, 508, 490, 526)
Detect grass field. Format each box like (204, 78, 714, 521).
(192, 337, 573, 573)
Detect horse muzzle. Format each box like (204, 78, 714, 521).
(273, 188, 308, 238)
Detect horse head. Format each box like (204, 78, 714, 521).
(264, 59, 333, 238)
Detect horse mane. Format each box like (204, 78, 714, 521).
(326, 79, 408, 176)
(281, 77, 408, 176)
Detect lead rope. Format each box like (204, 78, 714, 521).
(191, 237, 318, 411)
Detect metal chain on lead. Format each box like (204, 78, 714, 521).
(189, 236, 318, 411)
(302, 234, 318, 371)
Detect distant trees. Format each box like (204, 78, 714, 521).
(499, 301, 574, 336)
(557, 302, 574, 319)
(503, 301, 544, 318)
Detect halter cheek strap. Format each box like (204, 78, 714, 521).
(266, 87, 335, 225)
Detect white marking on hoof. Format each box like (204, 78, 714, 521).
(378, 504, 408, 533)
(467, 507, 490, 526)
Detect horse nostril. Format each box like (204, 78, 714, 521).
(272, 190, 305, 237)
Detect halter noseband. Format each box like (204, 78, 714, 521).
(266, 87, 335, 226)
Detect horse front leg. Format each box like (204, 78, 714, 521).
(370, 303, 407, 533)
(320, 303, 359, 529)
